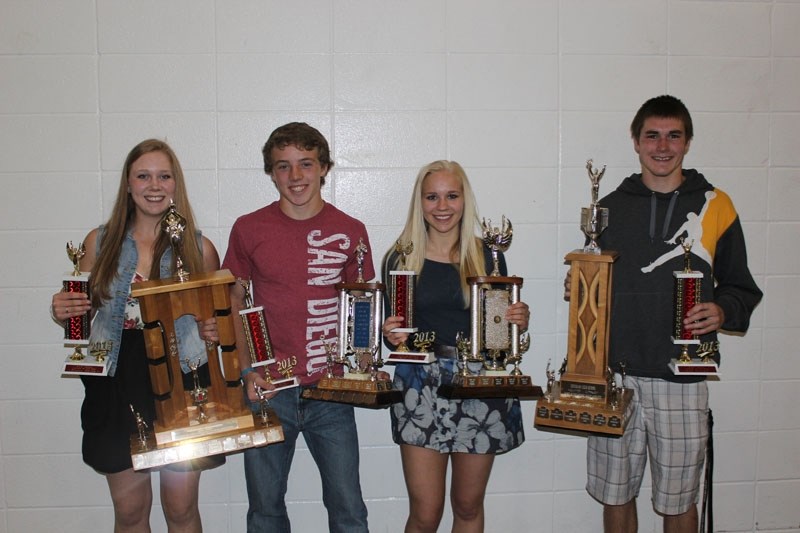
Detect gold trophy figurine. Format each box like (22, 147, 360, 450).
(438, 216, 542, 400)
(386, 240, 436, 364)
(535, 159, 633, 436)
(162, 200, 189, 282)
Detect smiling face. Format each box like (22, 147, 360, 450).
(270, 144, 327, 220)
(633, 116, 691, 192)
(127, 150, 176, 220)
(421, 169, 465, 239)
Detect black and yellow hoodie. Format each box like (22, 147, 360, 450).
(597, 169, 763, 383)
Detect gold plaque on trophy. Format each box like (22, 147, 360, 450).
(438, 217, 542, 400)
(301, 239, 402, 407)
(534, 160, 633, 436)
(127, 204, 284, 469)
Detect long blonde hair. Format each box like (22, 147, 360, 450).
(90, 139, 204, 307)
(390, 160, 486, 306)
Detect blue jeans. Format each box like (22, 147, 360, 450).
(244, 387, 369, 533)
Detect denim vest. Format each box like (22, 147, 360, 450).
(89, 226, 207, 376)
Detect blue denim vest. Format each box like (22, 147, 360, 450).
(89, 226, 207, 376)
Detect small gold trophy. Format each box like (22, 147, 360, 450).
(127, 203, 284, 470)
(668, 239, 719, 375)
(61, 241, 110, 376)
(438, 217, 542, 400)
(302, 239, 402, 407)
(386, 240, 436, 364)
(534, 160, 633, 436)
(237, 278, 299, 390)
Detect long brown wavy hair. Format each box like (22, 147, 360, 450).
(90, 139, 203, 307)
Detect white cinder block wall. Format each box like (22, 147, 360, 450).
(0, 1, 797, 531)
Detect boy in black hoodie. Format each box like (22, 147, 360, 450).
(584, 95, 762, 532)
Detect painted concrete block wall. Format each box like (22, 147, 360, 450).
(0, 1, 797, 531)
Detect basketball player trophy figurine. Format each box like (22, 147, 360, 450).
(535, 160, 633, 436)
(301, 239, 402, 407)
(668, 239, 720, 375)
(438, 216, 542, 400)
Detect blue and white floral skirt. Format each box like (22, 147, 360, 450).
(390, 357, 525, 454)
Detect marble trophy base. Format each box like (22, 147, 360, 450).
(130, 409, 284, 470)
(534, 388, 633, 436)
(669, 358, 719, 375)
(62, 345, 110, 376)
(385, 349, 436, 364)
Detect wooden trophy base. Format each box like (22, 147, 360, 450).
(438, 373, 543, 400)
(130, 408, 284, 470)
(534, 388, 633, 436)
(301, 375, 402, 408)
(669, 358, 719, 376)
(385, 350, 436, 364)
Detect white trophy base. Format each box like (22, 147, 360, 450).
(250, 358, 276, 369)
(62, 344, 110, 376)
(270, 376, 300, 390)
(385, 350, 436, 364)
(669, 358, 720, 376)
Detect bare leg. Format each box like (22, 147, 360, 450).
(449, 453, 494, 533)
(663, 505, 697, 533)
(400, 444, 448, 533)
(106, 468, 153, 533)
(604, 500, 637, 533)
(159, 468, 202, 533)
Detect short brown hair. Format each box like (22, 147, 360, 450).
(630, 95, 693, 141)
(262, 122, 333, 184)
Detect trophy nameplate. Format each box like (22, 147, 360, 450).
(386, 240, 436, 364)
(61, 241, 110, 376)
(127, 204, 283, 469)
(535, 160, 632, 436)
(438, 217, 542, 400)
(669, 239, 719, 375)
(302, 239, 402, 407)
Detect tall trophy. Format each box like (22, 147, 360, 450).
(438, 217, 542, 400)
(128, 201, 284, 469)
(385, 240, 436, 364)
(237, 278, 299, 391)
(668, 239, 720, 375)
(61, 242, 109, 376)
(302, 239, 402, 407)
(535, 160, 633, 436)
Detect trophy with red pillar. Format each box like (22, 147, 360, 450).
(237, 278, 299, 391)
(61, 241, 109, 376)
(669, 239, 719, 375)
(386, 240, 435, 364)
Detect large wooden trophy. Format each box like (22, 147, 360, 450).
(128, 202, 283, 469)
(301, 239, 402, 408)
(535, 160, 633, 436)
(438, 217, 542, 400)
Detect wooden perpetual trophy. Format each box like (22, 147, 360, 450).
(128, 202, 283, 469)
(535, 160, 633, 436)
(386, 240, 436, 364)
(438, 217, 543, 400)
(668, 239, 720, 375)
(301, 239, 402, 408)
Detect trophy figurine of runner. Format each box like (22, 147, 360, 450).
(438, 216, 542, 400)
(386, 240, 436, 364)
(668, 239, 719, 375)
(535, 160, 633, 436)
(302, 239, 401, 407)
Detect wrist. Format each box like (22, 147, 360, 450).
(240, 367, 256, 380)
